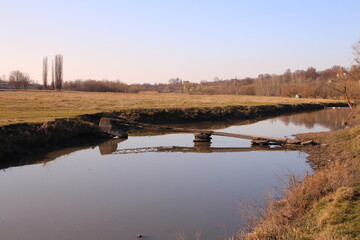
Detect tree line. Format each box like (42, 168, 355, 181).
(0, 54, 63, 90)
(61, 40, 359, 106)
(2, 62, 358, 100)
(1, 40, 359, 107)
(58, 64, 358, 104)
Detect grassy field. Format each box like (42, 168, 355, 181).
(0, 90, 341, 126)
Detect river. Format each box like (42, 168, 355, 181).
(0, 108, 351, 240)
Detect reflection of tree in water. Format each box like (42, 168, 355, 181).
(127, 119, 258, 136)
(167, 119, 258, 130)
(0, 142, 101, 170)
(274, 109, 351, 131)
(4, 110, 350, 170)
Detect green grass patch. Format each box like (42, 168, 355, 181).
(296, 187, 360, 240)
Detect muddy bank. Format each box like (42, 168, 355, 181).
(0, 118, 106, 164)
(114, 103, 347, 123)
(0, 103, 346, 163)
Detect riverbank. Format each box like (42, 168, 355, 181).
(237, 111, 360, 240)
(0, 102, 346, 163)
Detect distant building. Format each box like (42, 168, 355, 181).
(0, 82, 38, 90)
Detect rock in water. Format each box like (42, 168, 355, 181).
(99, 117, 128, 138)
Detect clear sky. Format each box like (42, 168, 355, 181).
(1, 0, 359, 84)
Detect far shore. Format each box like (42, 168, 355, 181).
(0, 90, 344, 126)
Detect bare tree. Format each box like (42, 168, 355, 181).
(168, 77, 183, 93)
(326, 66, 357, 109)
(54, 54, 63, 90)
(0, 74, 7, 83)
(51, 59, 55, 90)
(182, 81, 195, 93)
(21, 74, 31, 89)
(321, 40, 360, 109)
(352, 39, 360, 87)
(353, 39, 360, 65)
(9, 70, 30, 90)
(8, 71, 22, 89)
(42, 57, 48, 89)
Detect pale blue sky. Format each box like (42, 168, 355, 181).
(1, 0, 359, 83)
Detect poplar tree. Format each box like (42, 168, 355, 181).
(42, 57, 48, 89)
(54, 54, 63, 91)
(51, 60, 55, 90)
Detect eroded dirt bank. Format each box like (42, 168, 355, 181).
(0, 103, 345, 165)
(114, 103, 344, 123)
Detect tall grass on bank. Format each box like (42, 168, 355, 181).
(236, 126, 360, 240)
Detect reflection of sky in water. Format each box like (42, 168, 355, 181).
(222, 119, 328, 139)
(117, 133, 252, 149)
(0, 145, 310, 240)
(220, 109, 351, 138)
(0, 109, 347, 240)
(118, 109, 351, 150)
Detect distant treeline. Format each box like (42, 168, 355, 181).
(1, 65, 359, 101)
(59, 65, 360, 100)
(63, 80, 128, 92)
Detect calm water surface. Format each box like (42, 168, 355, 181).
(0, 109, 351, 240)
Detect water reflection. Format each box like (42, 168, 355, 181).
(2, 109, 350, 171)
(103, 141, 287, 155)
(0, 144, 310, 240)
(127, 119, 258, 136)
(100, 109, 351, 156)
(98, 138, 127, 155)
(275, 108, 351, 131)
(0, 109, 349, 240)
(0, 143, 99, 170)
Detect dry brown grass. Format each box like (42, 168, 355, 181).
(236, 125, 360, 240)
(0, 90, 340, 126)
(237, 162, 359, 240)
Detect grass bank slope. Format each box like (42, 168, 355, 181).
(237, 114, 360, 240)
(0, 90, 341, 125)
